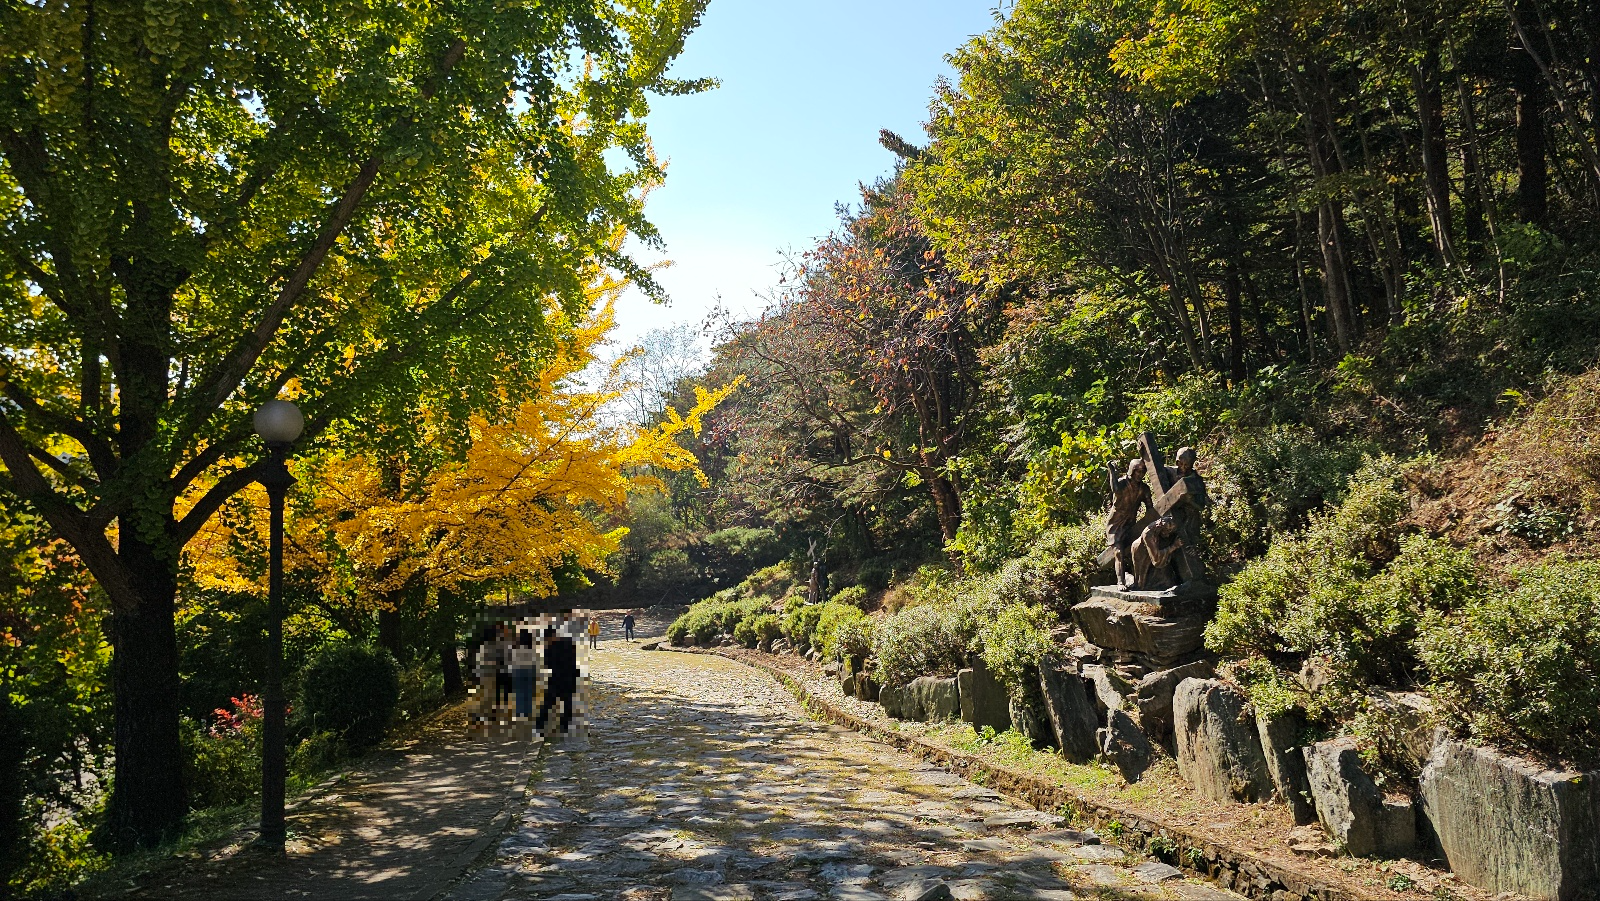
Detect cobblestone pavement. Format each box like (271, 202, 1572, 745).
(445, 644, 1240, 901)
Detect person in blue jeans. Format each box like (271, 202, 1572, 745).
(623, 612, 636, 642)
(511, 627, 537, 723)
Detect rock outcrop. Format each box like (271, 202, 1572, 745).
(1038, 656, 1099, 763)
(1420, 738, 1600, 900)
(900, 675, 961, 722)
(1257, 711, 1316, 824)
(1071, 594, 1209, 669)
(1080, 664, 1132, 714)
(1172, 678, 1274, 803)
(957, 658, 1012, 733)
(1132, 659, 1214, 746)
(1009, 689, 1053, 748)
(1099, 708, 1152, 783)
(1301, 738, 1414, 856)
(879, 683, 904, 719)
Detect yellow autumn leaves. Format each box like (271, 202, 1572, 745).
(189, 289, 736, 605)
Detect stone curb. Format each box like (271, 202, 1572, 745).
(417, 740, 543, 901)
(667, 645, 1373, 901)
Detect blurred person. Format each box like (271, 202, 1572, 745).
(511, 624, 538, 728)
(537, 620, 581, 737)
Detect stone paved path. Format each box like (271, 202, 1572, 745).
(107, 727, 531, 901)
(445, 643, 1240, 901)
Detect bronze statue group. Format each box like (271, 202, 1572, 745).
(1102, 432, 1210, 593)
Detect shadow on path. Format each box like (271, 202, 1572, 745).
(98, 710, 533, 901)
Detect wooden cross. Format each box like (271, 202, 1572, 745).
(1138, 431, 1198, 516)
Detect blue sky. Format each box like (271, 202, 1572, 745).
(609, 1, 1001, 348)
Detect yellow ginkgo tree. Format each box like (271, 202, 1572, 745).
(311, 299, 736, 600)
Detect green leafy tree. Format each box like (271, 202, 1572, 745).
(0, 0, 706, 848)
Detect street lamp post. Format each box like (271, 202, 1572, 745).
(253, 399, 303, 850)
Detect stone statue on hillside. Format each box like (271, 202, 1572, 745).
(1104, 459, 1153, 588)
(1098, 432, 1211, 592)
(1130, 515, 1184, 591)
(1159, 445, 1209, 586)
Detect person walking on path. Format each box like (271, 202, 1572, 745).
(537, 624, 581, 737)
(622, 612, 636, 642)
(471, 623, 505, 735)
(510, 626, 537, 729)
(587, 616, 601, 649)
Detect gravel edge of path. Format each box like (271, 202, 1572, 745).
(666, 646, 1379, 901)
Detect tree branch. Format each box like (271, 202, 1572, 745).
(0, 406, 137, 606)
(172, 459, 268, 545)
(186, 37, 472, 424)
(1, 381, 119, 477)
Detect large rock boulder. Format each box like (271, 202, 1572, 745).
(1133, 660, 1215, 746)
(1080, 664, 1132, 715)
(1173, 678, 1275, 803)
(1420, 738, 1600, 900)
(1071, 595, 1209, 669)
(1008, 690, 1052, 748)
(855, 672, 879, 703)
(1257, 711, 1316, 824)
(880, 683, 905, 719)
(1099, 708, 1152, 783)
(1038, 656, 1099, 763)
(1302, 738, 1414, 856)
(902, 675, 961, 722)
(958, 659, 1012, 733)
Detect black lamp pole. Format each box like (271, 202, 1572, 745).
(253, 399, 302, 850)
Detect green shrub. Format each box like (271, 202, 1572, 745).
(639, 547, 697, 595)
(873, 603, 969, 686)
(782, 602, 824, 650)
(702, 527, 783, 580)
(832, 614, 875, 661)
(1227, 657, 1311, 720)
(1206, 425, 1376, 566)
(181, 701, 261, 809)
(297, 643, 399, 751)
(979, 603, 1057, 692)
(733, 612, 782, 648)
(857, 558, 892, 590)
(289, 729, 345, 777)
(814, 602, 871, 660)
(1417, 559, 1600, 765)
(830, 585, 869, 607)
(1207, 459, 1467, 692)
(988, 524, 1101, 615)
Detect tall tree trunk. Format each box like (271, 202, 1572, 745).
(378, 602, 403, 660)
(1224, 264, 1246, 382)
(1456, 75, 1490, 249)
(1241, 267, 1279, 362)
(440, 643, 464, 696)
(1512, 43, 1550, 225)
(922, 465, 963, 545)
(1588, 0, 1600, 173)
(1417, 49, 1458, 267)
(105, 536, 186, 851)
(1293, 210, 1318, 362)
(1318, 202, 1358, 355)
(1297, 69, 1359, 355)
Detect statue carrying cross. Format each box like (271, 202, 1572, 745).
(1133, 431, 1208, 588)
(1096, 432, 1210, 591)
